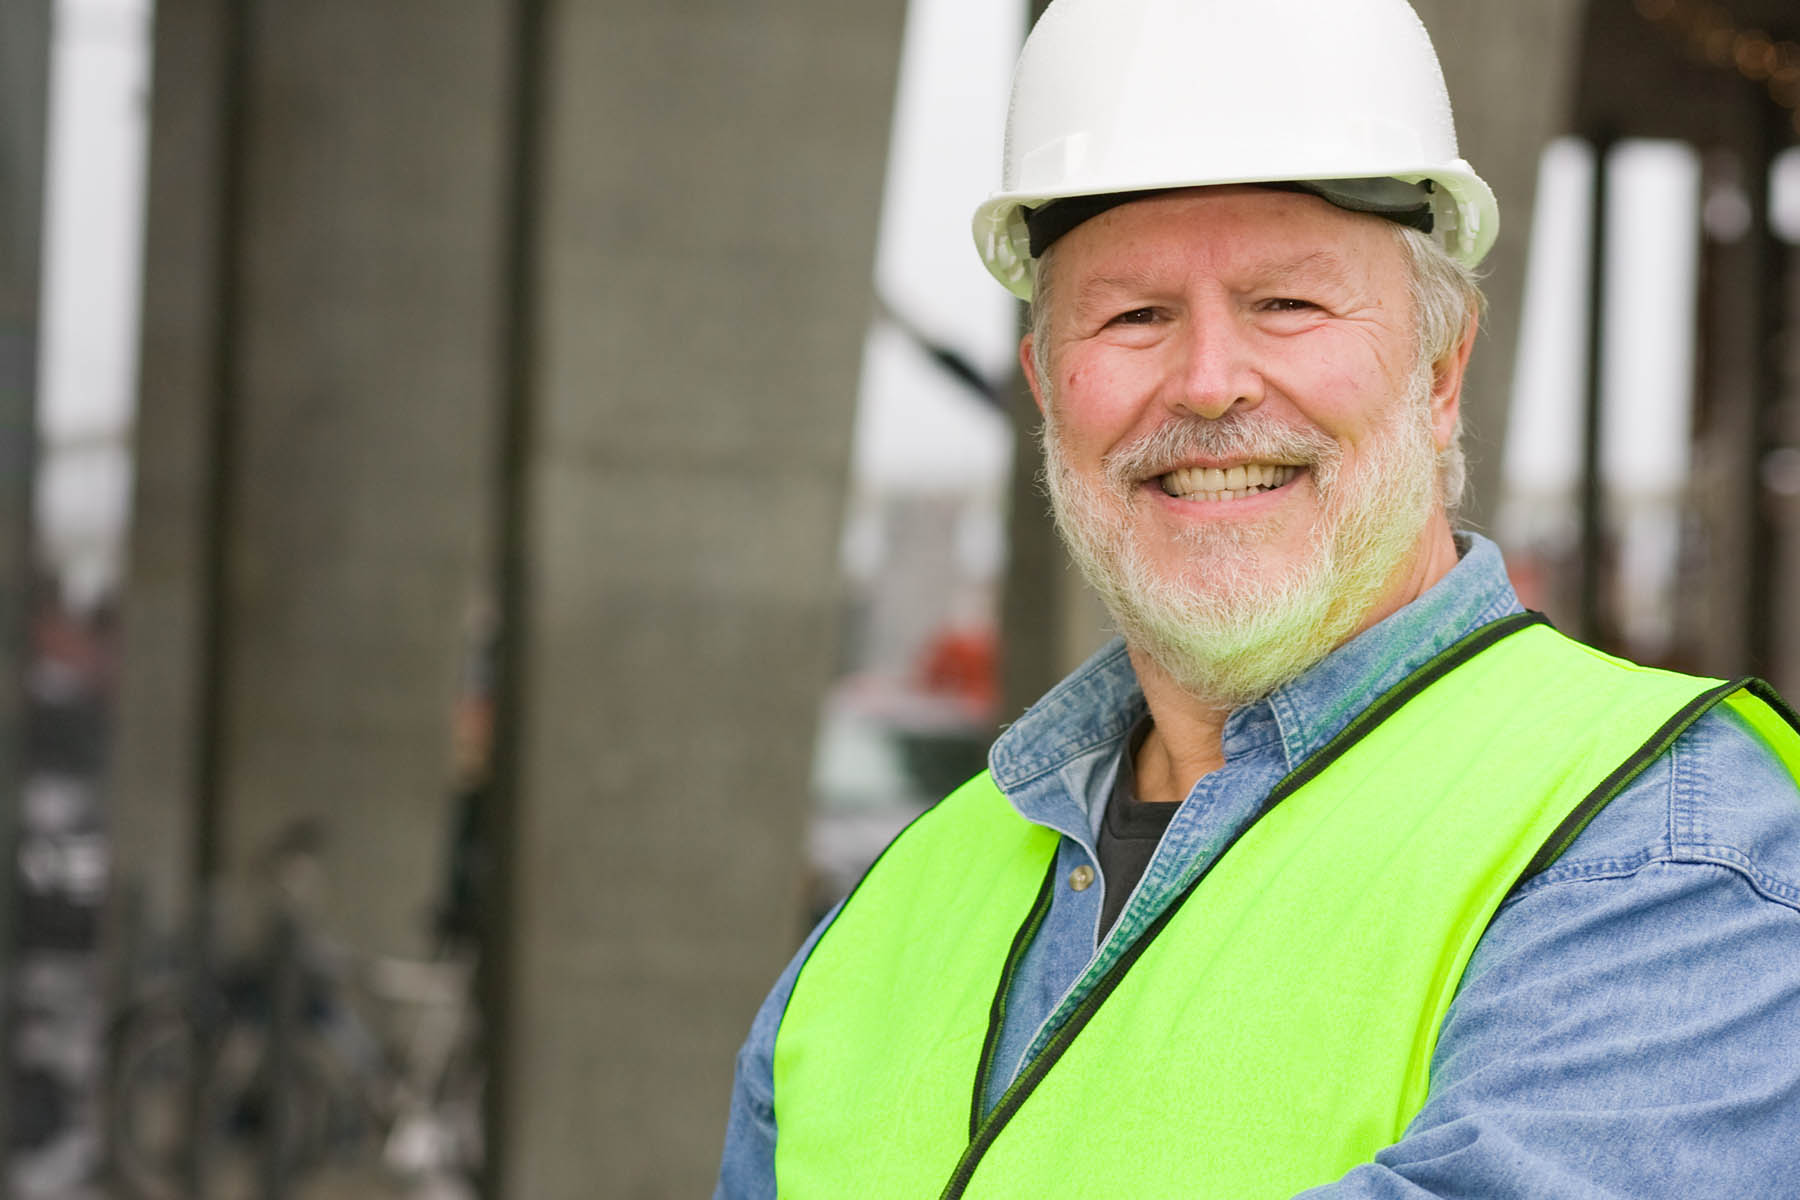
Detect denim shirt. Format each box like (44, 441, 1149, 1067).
(716, 534, 1800, 1199)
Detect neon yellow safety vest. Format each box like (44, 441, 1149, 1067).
(772, 616, 1800, 1199)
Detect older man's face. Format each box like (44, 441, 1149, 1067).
(1022, 186, 1462, 703)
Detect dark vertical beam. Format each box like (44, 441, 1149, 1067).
(1695, 144, 1761, 678)
(1746, 99, 1784, 680)
(1771, 143, 1800, 696)
(1000, 380, 1062, 720)
(482, 0, 548, 1192)
(190, 0, 254, 1191)
(1000, 0, 1066, 721)
(0, 0, 53, 1173)
(1579, 133, 1615, 647)
(194, 0, 252, 911)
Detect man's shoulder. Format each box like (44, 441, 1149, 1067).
(1514, 697, 1800, 911)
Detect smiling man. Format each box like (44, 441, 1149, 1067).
(1030, 187, 1470, 771)
(715, 2, 1800, 1197)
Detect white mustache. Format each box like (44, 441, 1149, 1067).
(1099, 413, 1340, 497)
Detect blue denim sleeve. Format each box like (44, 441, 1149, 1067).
(713, 907, 837, 1200)
(1298, 705, 1800, 1199)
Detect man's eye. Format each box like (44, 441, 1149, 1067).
(1109, 307, 1158, 325)
(1262, 297, 1316, 313)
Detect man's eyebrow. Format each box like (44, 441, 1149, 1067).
(1250, 250, 1357, 290)
(1069, 251, 1362, 307)
(1070, 267, 1167, 306)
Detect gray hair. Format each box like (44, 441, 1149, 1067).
(1027, 220, 1484, 518)
(1394, 225, 1483, 515)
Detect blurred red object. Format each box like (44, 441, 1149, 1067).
(917, 626, 998, 717)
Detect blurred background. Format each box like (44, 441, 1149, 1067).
(1, 0, 1798, 1195)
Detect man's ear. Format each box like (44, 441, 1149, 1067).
(1020, 334, 1048, 417)
(1429, 315, 1478, 450)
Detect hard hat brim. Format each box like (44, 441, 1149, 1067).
(973, 165, 1498, 300)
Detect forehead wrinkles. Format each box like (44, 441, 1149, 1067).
(1256, 249, 1362, 295)
(1066, 263, 1169, 313)
(1050, 245, 1400, 353)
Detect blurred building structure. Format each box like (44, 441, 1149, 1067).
(1496, 0, 1800, 694)
(0, 0, 1787, 1198)
(2, 0, 54, 1173)
(113, 0, 901, 1196)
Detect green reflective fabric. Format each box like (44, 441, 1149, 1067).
(774, 771, 1059, 1197)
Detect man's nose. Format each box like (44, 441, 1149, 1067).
(1167, 313, 1263, 421)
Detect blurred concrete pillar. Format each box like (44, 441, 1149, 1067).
(125, 1, 901, 1191)
(1000, 0, 1110, 717)
(488, 2, 904, 1193)
(1410, 0, 1587, 528)
(0, 3, 50, 756)
(118, 0, 512, 950)
(112, 0, 222, 934)
(0, 0, 53, 1163)
(0, 7, 50, 545)
(1694, 122, 1786, 681)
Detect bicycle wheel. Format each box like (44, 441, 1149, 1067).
(108, 1002, 204, 1200)
(108, 999, 373, 1200)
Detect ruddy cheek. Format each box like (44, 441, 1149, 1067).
(1304, 366, 1387, 427)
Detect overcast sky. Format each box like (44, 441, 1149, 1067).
(850, 0, 1023, 495)
(35, 0, 149, 607)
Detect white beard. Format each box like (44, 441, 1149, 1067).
(1040, 364, 1442, 709)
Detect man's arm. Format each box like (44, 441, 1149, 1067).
(1301, 707, 1800, 1199)
(714, 909, 834, 1200)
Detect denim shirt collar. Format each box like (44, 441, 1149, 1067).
(989, 532, 1525, 835)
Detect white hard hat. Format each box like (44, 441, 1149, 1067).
(972, 0, 1500, 299)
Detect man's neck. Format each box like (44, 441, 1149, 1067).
(1128, 647, 1231, 806)
(1125, 522, 1463, 807)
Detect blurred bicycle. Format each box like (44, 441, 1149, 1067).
(105, 819, 483, 1199)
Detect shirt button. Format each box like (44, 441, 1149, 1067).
(1069, 865, 1095, 892)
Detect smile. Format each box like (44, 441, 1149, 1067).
(1158, 463, 1300, 503)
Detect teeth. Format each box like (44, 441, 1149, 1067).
(1159, 464, 1299, 502)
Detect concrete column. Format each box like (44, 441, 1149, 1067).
(1001, 380, 1112, 718)
(112, 0, 226, 932)
(219, 0, 512, 954)
(0, 0, 52, 1163)
(491, 1, 904, 1193)
(1694, 134, 1782, 680)
(127, 2, 905, 1191)
(0, 0, 50, 785)
(118, 0, 514, 952)
(1410, 0, 1588, 527)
